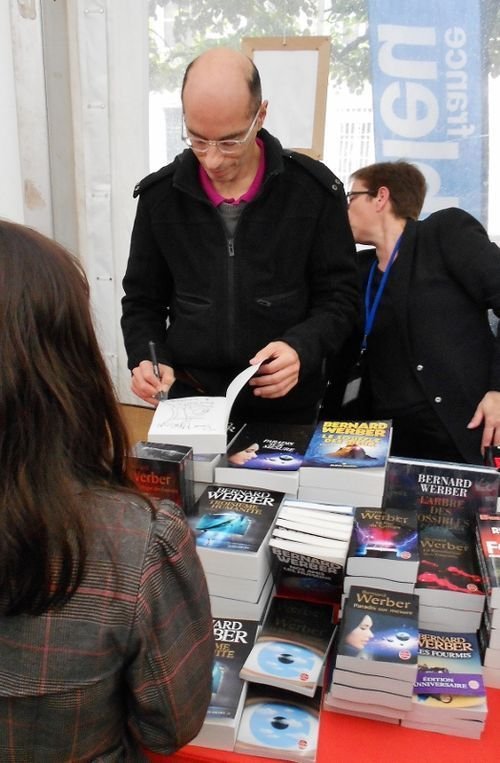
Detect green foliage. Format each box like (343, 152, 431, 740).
(148, 0, 500, 94)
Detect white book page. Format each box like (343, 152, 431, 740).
(151, 396, 227, 434)
(225, 362, 262, 420)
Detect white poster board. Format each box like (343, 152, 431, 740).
(242, 37, 330, 159)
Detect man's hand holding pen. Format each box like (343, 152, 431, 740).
(131, 342, 174, 406)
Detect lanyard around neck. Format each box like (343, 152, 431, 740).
(362, 233, 403, 352)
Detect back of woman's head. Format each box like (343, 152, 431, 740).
(0, 220, 130, 614)
(350, 160, 427, 220)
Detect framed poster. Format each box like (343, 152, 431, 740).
(241, 36, 330, 159)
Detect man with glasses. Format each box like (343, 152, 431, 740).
(121, 47, 358, 425)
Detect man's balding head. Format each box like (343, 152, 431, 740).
(181, 47, 262, 118)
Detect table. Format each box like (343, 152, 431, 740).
(145, 686, 500, 763)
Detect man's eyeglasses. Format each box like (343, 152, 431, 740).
(181, 108, 261, 155)
(346, 190, 376, 205)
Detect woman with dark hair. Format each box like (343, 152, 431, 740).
(0, 220, 213, 761)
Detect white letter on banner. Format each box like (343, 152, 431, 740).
(377, 24, 437, 79)
(418, 164, 459, 211)
(381, 82, 438, 138)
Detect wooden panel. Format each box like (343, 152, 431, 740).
(120, 403, 154, 445)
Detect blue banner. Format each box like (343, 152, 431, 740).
(368, 0, 485, 221)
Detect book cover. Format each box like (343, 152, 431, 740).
(147, 363, 260, 453)
(223, 422, 314, 471)
(193, 617, 259, 751)
(416, 523, 485, 612)
(270, 544, 345, 606)
(302, 420, 392, 469)
(126, 440, 195, 515)
(234, 683, 321, 763)
(475, 512, 500, 608)
(405, 630, 488, 732)
(382, 456, 500, 523)
(239, 596, 336, 697)
(346, 506, 419, 582)
(189, 484, 284, 581)
(269, 499, 353, 606)
(335, 586, 419, 681)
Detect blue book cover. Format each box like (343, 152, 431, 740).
(302, 420, 392, 469)
(190, 484, 283, 552)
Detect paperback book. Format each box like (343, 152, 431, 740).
(401, 629, 487, 738)
(234, 683, 321, 763)
(209, 572, 275, 621)
(127, 440, 195, 515)
(297, 476, 385, 509)
(416, 523, 485, 613)
(335, 585, 419, 682)
(220, 422, 314, 471)
(213, 422, 314, 495)
(239, 596, 336, 697)
(382, 456, 500, 523)
(192, 617, 260, 751)
(189, 484, 284, 582)
(302, 419, 392, 469)
(323, 693, 401, 724)
(269, 502, 353, 605)
(346, 506, 419, 582)
(326, 681, 414, 713)
(475, 511, 500, 609)
(418, 603, 484, 634)
(147, 363, 260, 453)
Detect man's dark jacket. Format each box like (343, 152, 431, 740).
(121, 128, 359, 416)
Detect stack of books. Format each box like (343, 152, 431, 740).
(192, 452, 222, 500)
(234, 596, 335, 762)
(188, 484, 284, 620)
(416, 520, 486, 633)
(382, 456, 498, 632)
(343, 506, 419, 598)
(475, 511, 500, 688)
(192, 618, 260, 751)
(269, 499, 354, 606)
(239, 596, 337, 698)
(298, 420, 392, 507)
(234, 683, 321, 763)
(192, 421, 245, 501)
(324, 585, 419, 723)
(401, 629, 488, 739)
(382, 456, 500, 518)
(214, 422, 314, 497)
